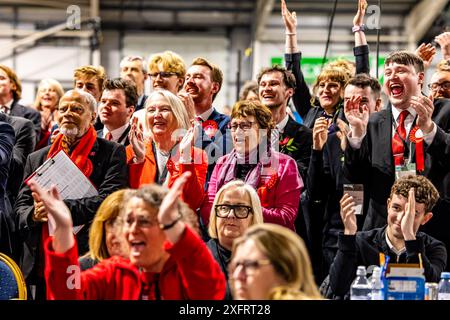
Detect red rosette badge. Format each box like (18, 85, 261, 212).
(202, 120, 218, 138)
(409, 126, 424, 172)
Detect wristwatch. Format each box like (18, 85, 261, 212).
(352, 24, 366, 33)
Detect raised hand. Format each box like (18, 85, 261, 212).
(353, 0, 367, 26)
(32, 191, 48, 222)
(410, 95, 435, 134)
(401, 188, 416, 241)
(28, 180, 74, 253)
(178, 90, 195, 121)
(281, 0, 297, 34)
(414, 43, 436, 69)
(158, 171, 192, 243)
(179, 126, 199, 163)
(340, 193, 357, 235)
(435, 31, 450, 60)
(344, 95, 369, 138)
(128, 116, 146, 163)
(312, 117, 329, 150)
(336, 118, 350, 151)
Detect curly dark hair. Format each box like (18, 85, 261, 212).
(390, 175, 439, 212)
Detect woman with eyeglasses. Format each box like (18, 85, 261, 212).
(29, 172, 226, 300)
(127, 89, 207, 211)
(206, 180, 264, 300)
(200, 100, 302, 231)
(229, 223, 323, 300)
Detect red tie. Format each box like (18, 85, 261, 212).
(105, 132, 113, 141)
(392, 110, 409, 166)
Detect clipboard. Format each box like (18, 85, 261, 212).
(25, 150, 98, 236)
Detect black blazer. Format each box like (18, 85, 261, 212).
(9, 100, 41, 143)
(344, 103, 450, 231)
(0, 121, 15, 257)
(15, 138, 128, 280)
(0, 113, 36, 206)
(279, 116, 312, 181)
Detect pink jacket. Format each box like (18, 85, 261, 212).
(200, 150, 303, 230)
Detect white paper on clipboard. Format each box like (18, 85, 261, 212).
(26, 150, 98, 236)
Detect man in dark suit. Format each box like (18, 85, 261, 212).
(344, 51, 450, 268)
(0, 120, 15, 258)
(120, 55, 148, 112)
(0, 113, 35, 204)
(0, 65, 41, 141)
(15, 89, 128, 300)
(307, 74, 382, 282)
(257, 65, 312, 180)
(182, 57, 232, 186)
(97, 78, 137, 146)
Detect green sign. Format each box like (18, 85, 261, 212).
(271, 56, 386, 85)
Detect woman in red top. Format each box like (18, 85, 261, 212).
(29, 172, 226, 300)
(127, 89, 207, 211)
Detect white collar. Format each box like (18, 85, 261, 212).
(196, 107, 214, 121)
(385, 231, 406, 256)
(391, 105, 417, 122)
(103, 122, 129, 142)
(276, 114, 290, 134)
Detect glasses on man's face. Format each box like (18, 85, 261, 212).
(428, 81, 450, 91)
(229, 121, 255, 132)
(57, 104, 85, 115)
(148, 71, 178, 79)
(228, 259, 272, 277)
(215, 204, 253, 219)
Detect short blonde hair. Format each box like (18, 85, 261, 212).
(87, 189, 128, 262)
(208, 180, 264, 239)
(33, 78, 64, 111)
(73, 65, 106, 91)
(231, 223, 323, 300)
(148, 51, 186, 79)
(145, 89, 191, 131)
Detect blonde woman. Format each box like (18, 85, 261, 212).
(78, 189, 129, 270)
(207, 180, 264, 299)
(33, 78, 64, 149)
(230, 223, 323, 300)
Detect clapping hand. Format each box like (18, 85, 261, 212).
(129, 116, 146, 163)
(312, 117, 329, 151)
(344, 95, 369, 138)
(178, 90, 195, 122)
(340, 193, 357, 235)
(353, 0, 367, 27)
(28, 180, 74, 253)
(410, 95, 435, 134)
(415, 43, 436, 69)
(281, 0, 297, 34)
(401, 188, 416, 241)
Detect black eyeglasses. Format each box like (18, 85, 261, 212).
(148, 71, 178, 79)
(228, 259, 272, 277)
(428, 81, 450, 91)
(215, 204, 253, 219)
(229, 121, 255, 132)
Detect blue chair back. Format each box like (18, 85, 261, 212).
(0, 253, 27, 300)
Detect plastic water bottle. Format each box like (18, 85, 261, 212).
(438, 272, 450, 300)
(350, 266, 372, 300)
(369, 266, 384, 300)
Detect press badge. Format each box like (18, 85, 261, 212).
(395, 163, 416, 180)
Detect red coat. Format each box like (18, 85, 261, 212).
(44, 227, 226, 300)
(126, 143, 207, 210)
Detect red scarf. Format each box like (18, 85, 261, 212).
(47, 125, 97, 177)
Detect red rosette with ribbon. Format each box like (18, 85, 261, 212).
(257, 171, 278, 207)
(202, 120, 219, 138)
(409, 126, 424, 172)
